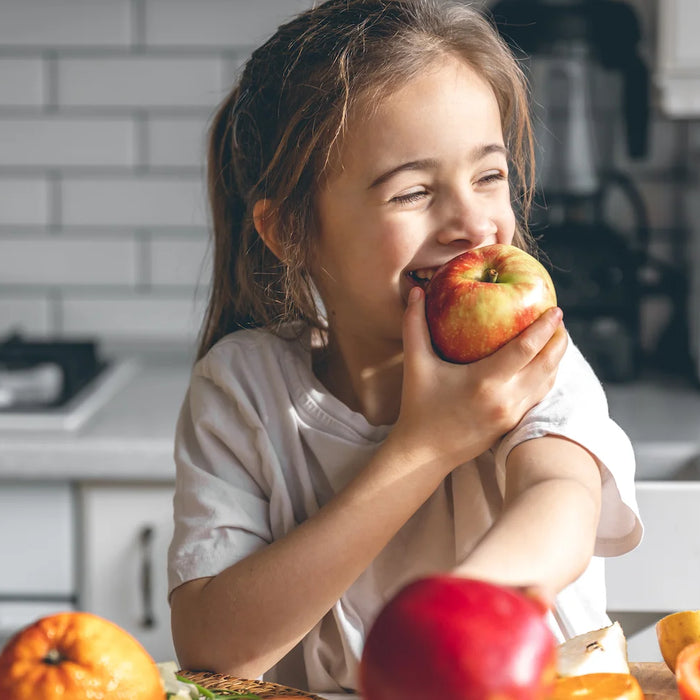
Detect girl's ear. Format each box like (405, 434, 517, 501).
(253, 199, 284, 261)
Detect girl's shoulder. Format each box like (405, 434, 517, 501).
(209, 324, 306, 356)
(193, 323, 313, 389)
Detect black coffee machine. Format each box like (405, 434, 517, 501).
(490, 0, 653, 382)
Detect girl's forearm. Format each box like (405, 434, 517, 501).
(171, 431, 452, 678)
(453, 437, 602, 596)
(453, 477, 600, 596)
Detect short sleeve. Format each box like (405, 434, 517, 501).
(167, 358, 274, 598)
(494, 339, 643, 558)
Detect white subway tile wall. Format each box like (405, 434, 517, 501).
(147, 119, 208, 168)
(0, 0, 313, 345)
(57, 57, 226, 108)
(0, 59, 44, 106)
(0, 118, 136, 167)
(0, 179, 50, 225)
(0, 236, 139, 286)
(0, 0, 695, 348)
(0, 1, 131, 47)
(144, 0, 315, 47)
(0, 297, 51, 335)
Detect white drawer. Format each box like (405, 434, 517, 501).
(606, 482, 700, 612)
(0, 600, 75, 649)
(0, 483, 75, 596)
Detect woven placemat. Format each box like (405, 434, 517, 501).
(178, 670, 322, 698)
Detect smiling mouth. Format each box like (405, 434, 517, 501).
(407, 268, 436, 288)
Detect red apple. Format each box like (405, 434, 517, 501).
(424, 244, 557, 363)
(359, 576, 557, 700)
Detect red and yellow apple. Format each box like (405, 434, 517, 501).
(359, 576, 558, 700)
(424, 244, 557, 363)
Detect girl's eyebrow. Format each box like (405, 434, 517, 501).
(368, 158, 439, 190)
(367, 143, 509, 190)
(474, 143, 510, 161)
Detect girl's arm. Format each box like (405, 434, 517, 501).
(453, 435, 602, 597)
(171, 425, 455, 678)
(171, 290, 568, 679)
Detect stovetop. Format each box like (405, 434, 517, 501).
(0, 333, 138, 431)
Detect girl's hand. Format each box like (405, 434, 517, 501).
(394, 286, 567, 472)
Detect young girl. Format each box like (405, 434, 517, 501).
(168, 0, 642, 694)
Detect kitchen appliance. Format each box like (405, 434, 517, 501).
(0, 333, 138, 431)
(489, 0, 663, 382)
(490, 0, 650, 193)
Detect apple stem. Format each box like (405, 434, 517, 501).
(486, 268, 499, 284)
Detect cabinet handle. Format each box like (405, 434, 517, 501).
(139, 526, 156, 629)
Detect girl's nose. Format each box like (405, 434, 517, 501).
(435, 197, 497, 248)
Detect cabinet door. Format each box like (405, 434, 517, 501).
(0, 482, 74, 597)
(79, 483, 176, 663)
(606, 482, 700, 612)
(605, 482, 700, 662)
(0, 601, 76, 650)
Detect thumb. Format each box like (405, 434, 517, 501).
(402, 286, 435, 363)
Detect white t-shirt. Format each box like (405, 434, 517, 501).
(168, 326, 642, 694)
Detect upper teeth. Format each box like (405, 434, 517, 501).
(412, 268, 434, 282)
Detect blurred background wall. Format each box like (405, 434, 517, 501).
(0, 0, 697, 374)
(0, 0, 313, 349)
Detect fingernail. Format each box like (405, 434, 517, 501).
(408, 286, 422, 304)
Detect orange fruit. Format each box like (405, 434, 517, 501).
(656, 610, 700, 671)
(550, 673, 643, 699)
(676, 641, 700, 700)
(0, 610, 164, 700)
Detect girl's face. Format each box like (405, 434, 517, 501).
(312, 54, 516, 360)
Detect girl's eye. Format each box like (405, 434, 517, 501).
(478, 171, 507, 185)
(390, 190, 429, 205)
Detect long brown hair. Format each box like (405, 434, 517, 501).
(198, 0, 536, 359)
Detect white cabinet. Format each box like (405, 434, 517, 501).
(0, 483, 76, 647)
(605, 481, 700, 662)
(606, 482, 700, 612)
(656, 0, 700, 116)
(0, 483, 74, 597)
(78, 483, 176, 663)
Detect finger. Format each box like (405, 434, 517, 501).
(501, 322, 568, 417)
(524, 318, 568, 372)
(524, 321, 568, 387)
(402, 286, 434, 362)
(537, 321, 569, 365)
(481, 307, 564, 376)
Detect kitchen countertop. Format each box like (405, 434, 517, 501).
(0, 347, 699, 483)
(605, 374, 700, 480)
(0, 346, 193, 482)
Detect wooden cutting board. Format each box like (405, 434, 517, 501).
(631, 662, 680, 699)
